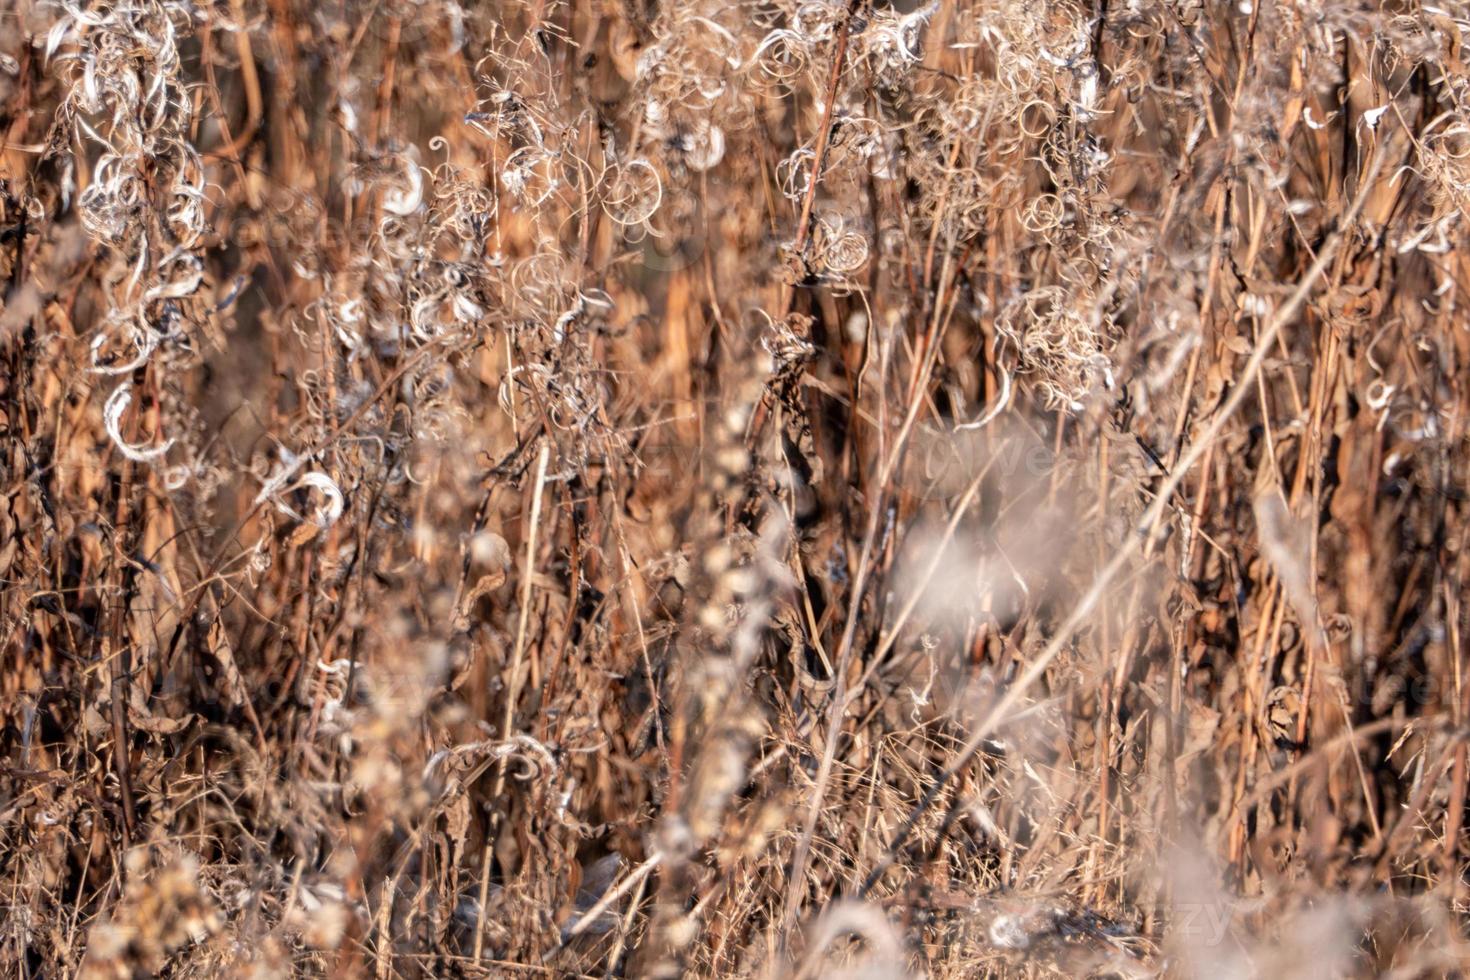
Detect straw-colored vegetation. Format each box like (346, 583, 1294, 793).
(2, 0, 1468, 975)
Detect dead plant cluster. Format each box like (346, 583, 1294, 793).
(2, 0, 1470, 976)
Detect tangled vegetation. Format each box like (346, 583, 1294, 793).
(2, 0, 1469, 975)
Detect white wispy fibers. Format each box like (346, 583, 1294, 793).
(249, 447, 344, 529)
(291, 472, 345, 529)
(381, 152, 425, 216)
(89, 317, 158, 375)
(103, 382, 173, 461)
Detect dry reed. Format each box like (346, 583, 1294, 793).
(2, 0, 1469, 976)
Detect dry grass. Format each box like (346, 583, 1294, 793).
(2, 0, 1469, 976)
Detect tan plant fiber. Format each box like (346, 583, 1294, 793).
(2, 0, 1469, 977)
